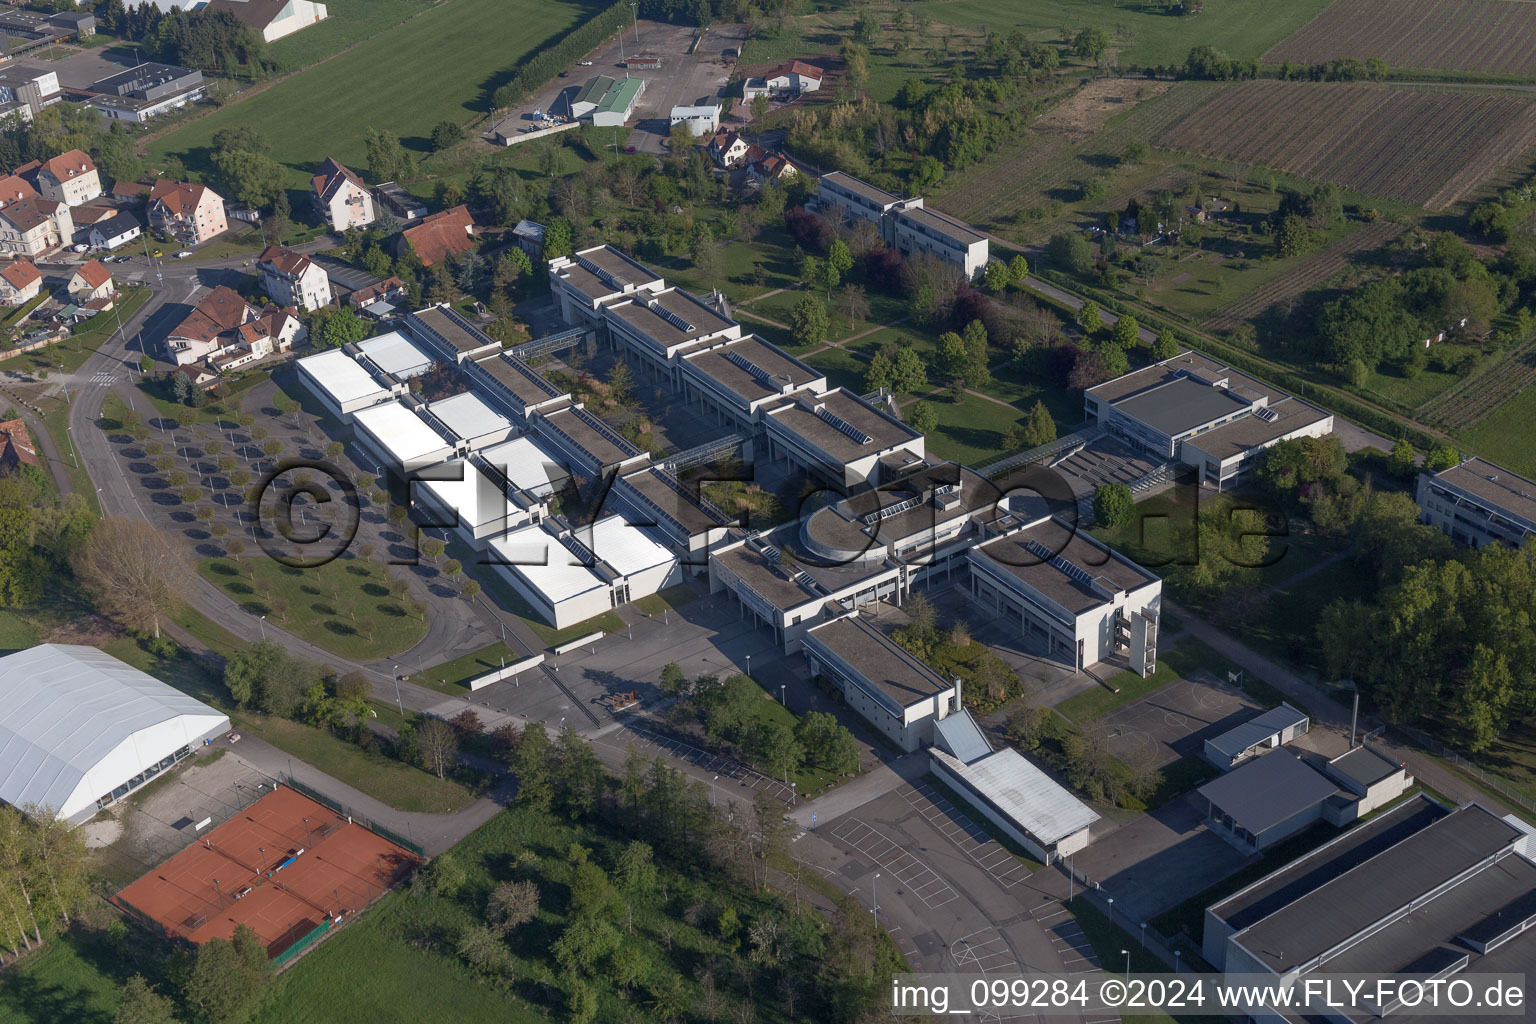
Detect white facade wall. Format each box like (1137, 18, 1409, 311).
(325, 178, 375, 232)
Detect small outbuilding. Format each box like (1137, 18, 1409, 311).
(1203, 702, 1310, 771)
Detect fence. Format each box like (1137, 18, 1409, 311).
(281, 774, 425, 857)
(1383, 725, 1536, 815)
(273, 918, 332, 967)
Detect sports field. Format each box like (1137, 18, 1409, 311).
(114, 787, 418, 957)
(1266, 0, 1536, 77)
(148, 0, 599, 189)
(1155, 81, 1536, 209)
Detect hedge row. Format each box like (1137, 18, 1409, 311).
(491, 0, 630, 111)
(1032, 267, 1444, 454)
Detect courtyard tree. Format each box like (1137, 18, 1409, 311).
(907, 400, 938, 435)
(1021, 400, 1056, 448)
(418, 717, 458, 778)
(72, 517, 192, 639)
(1092, 483, 1135, 529)
(789, 295, 830, 347)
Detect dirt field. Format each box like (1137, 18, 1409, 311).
(1033, 78, 1173, 140)
(1155, 81, 1536, 210)
(1265, 0, 1536, 77)
(114, 786, 418, 957)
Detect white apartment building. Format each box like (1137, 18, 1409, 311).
(257, 245, 332, 311)
(1416, 456, 1536, 549)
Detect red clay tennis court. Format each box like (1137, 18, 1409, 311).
(115, 785, 419, 958)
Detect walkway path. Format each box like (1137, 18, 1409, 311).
(1167, 600, 1505, 813)
(1264, 548, 1351, 596)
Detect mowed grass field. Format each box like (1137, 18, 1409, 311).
(148, 0, 598, 189)
(1265, 0, 1536, 77)
(1154, 81, 1536, 210)
(914, 0, 1334, 66)
(265, 0, 434, 70)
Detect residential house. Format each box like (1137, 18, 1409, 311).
(68, 259, 114, 304)
(373, 181, 425, 221)
(0, 259, 41, 305)
(36, 150, 101, 207)
(742, 60, 823, 102)
(0, 173, 36, 210)
(213, 307, 304, 372)
(670, 102, 721, 136)
(346, 276, 407, 316)
(205, 0, 329, 42)
(397, 205, 475, 266)
(707, 130, 750, 168)
(310, 157, 374, 232)
(0, 417, 39, 474)
(257, 245, 332, 311)
(746, 146, 796, 183)
(148, 179, 227, 244)
(0, 196, 73, 258)
(175, 364, 220, 390)
(89, 210, 142, 251)
(164, 285, 256, 365)
(109, 181, 149, 204)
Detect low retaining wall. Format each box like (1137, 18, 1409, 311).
(493, 120, 581, 147)
(465, 653, 545, 691)
(553, 631, 605, 655)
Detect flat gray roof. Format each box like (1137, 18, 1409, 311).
(608, 288, 734, 350)
(767, 390, 920, 464)
(805, 613, 952, 709)
(1329, 746, 1402, 790)
(1430, 457, 1536, 530)
(411, 305, 497, 355)
(1211, 794, 1449, 934)
(559, 245, 663, 302)
(820, 170, 905, 207)
(711, 543, 822, 610)
(537, 405, 641, 468)
(1184, 397, 1332, 462)
(1087, 351, 1240, 404)
(471, 352, 566, 409)
(1206, 703, 1309, 760)
(1198, 750, 1340, 834)
(1111, 375, 1252, 438)
(974, 516, 1160, 617)
(1233, 804, 1523, 973)
(619, 467, 733, 536)
(683, 334, 824, 406)
(896, 205, 987, 245)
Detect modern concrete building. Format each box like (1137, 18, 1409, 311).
(763, 389, 925, 490)
(295, 348, 395, 422)
(1202, 798, 1536, 1019)
(1084, 352, 1333, 488)
(802, 610, 959, 753)
(670, 102, 721, 135)
(548, 245, 666, 330)
(967, 516, 1162, 675)
(88, 63, 205, 122)
(1416, 456, 1536, 549)
(815, 170, 989, 280)
(601, 287, 741, 379)
(0, 645, 229, 825)
(678, 333, 826, 435)
(351, 399, 455, 474)
(405, 304, 500, 363)
(354, 329, 434, 383)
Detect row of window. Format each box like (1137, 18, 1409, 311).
(95, 744, 193, 809)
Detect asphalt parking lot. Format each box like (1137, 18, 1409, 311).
(1097, 671, 1262, 768)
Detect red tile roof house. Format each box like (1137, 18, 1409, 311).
(742, 60, 824, 102)
(0, 418, 40, 474)
(148, 179, 228, 245)
(708, 130, 751, 168)
(347, 275, 407, 311)
(36, 149, 102, 207)
(311, 157, 375, 232)
(213, 307, 303, 373)
(68, 259, 114, 303)
(395, 205, 476, 266)
(164, 285, 256, 365)
(0, 259, 42, 305)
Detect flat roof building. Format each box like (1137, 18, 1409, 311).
(615, 466, 734, 561)
(533, 405, 649, 478)
(464, 352, 570, 423)
(413, 458, 540, 547)
(764, 389, 925, 489)
(1416, 456, 1536, 549)
(423, 391, 515, 452)
(476, 435, 569, 498)
(405, 304, 500, 363)
(295, 348, 393, 422)
(679, 334, 826, 433)
(891, 205, 989, 281)
(1199, 749, 1343, 853)
(602, 287, 740, 377)
(351, 400, 454, 472)
(355, 329, 434, 381)
(0, 645, 229, 824)
(802, 610, 959, 753)
(548, 245, 666, 329)
(1204, 798, 1536, 1012)
(930, 743, 1099, 864)
(967, 515, 1161, 675)
(1085, 352, 1333, 489)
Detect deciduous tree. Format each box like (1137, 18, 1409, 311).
(72, 518, 191, 639)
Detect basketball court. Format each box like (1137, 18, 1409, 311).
(114, 786, 419, 958)
(1096, 670, 1262, 768)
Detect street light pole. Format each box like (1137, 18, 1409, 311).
(258, 615, 266, 641)
(873, 872, 879, 918)
(393, 665, 403, 716)
(629, 0, 639, 43)
(711, 774, 718, 806)
(1122, 949, 1130, 977)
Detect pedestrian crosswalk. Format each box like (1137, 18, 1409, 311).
(90, 372, 118, 386)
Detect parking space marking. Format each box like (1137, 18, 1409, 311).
(828, 818, 958, 909)
(949, 926, 1033, 1022)
(902, 784, 1035, 890)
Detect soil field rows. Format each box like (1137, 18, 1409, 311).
(1155, 82, 1536, 210)
(1265, 0, 1536, 77)
(1422, 336, 1536, 429)
(933, 81, 1225, 228)
(1204, 221, 1405, 333)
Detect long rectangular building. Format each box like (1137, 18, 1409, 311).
(815, 170, 989, 280)
(548, 245, 665, 329)
(1415, 456, 1536, 549)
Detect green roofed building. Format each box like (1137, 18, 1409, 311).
(592, 76, 644, 127)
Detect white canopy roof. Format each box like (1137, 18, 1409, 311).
(428, 391, 512, 443)
(0, 645, 229, 823)
(478, 435, 568, 497)
(356, 330, 434, 380)
(932, 747, 1099, 847)
(297, 348, 387, 406)
(489, 524, 606, 604)
(353, 400, 453, 468)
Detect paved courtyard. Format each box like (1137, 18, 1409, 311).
(1097, 671, 1263, 768)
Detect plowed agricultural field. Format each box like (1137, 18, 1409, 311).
(1266, 0, 1536, 76)
(1154, 82, 1536, 209)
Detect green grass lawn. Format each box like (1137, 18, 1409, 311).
(198, 555, 427, 660)
(235, 712, 476, 814)
(0, 609, 38, 652)
(148, 0, 599, 190)
(38, 402, 98, 515)
(804, 346, 869, 393)
(738, 678, 843, 795)
(1457, 376, 1536, 479)
(410, 640, 523, 695)
(476, 567, 625, 648)
(7, 286, 150, 376)
(101, 635, 233, 711)
(266, 0, 435, 69)
(914, 389, 1025, 468)
(632, 584, 700, 617)
(0, 924, 148, 1024)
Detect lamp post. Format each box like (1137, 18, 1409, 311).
(1121, 949, 1130, 977)
(1140, 922, 1147, 947)
(873, 872, 880, 918)
(790, 781, 796, 806)
(629, 0, 638, 43)
(1173, 950, 1182, 973)
(392, 664, 403, 716)
(711, 774, 718, 806)
(258, 615, 267, 641)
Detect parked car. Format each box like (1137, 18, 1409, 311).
(175, 250, 192, 259)
(152, 250, 163, 257)
(558, 70, 569, 77)
(625, 145, 637, 153)
(72, 243, 88, 252)
(578, 60, 593, 66)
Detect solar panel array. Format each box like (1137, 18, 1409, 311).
(1023, 538, 1095, 587)
(724, 349, 773, 385)
(1255, 406, 1279, 423)
(577, 254, 626, 291)
(650, 301, 695, 334)
(861, 493, 924, 525)
(817, 407, 872, 445)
